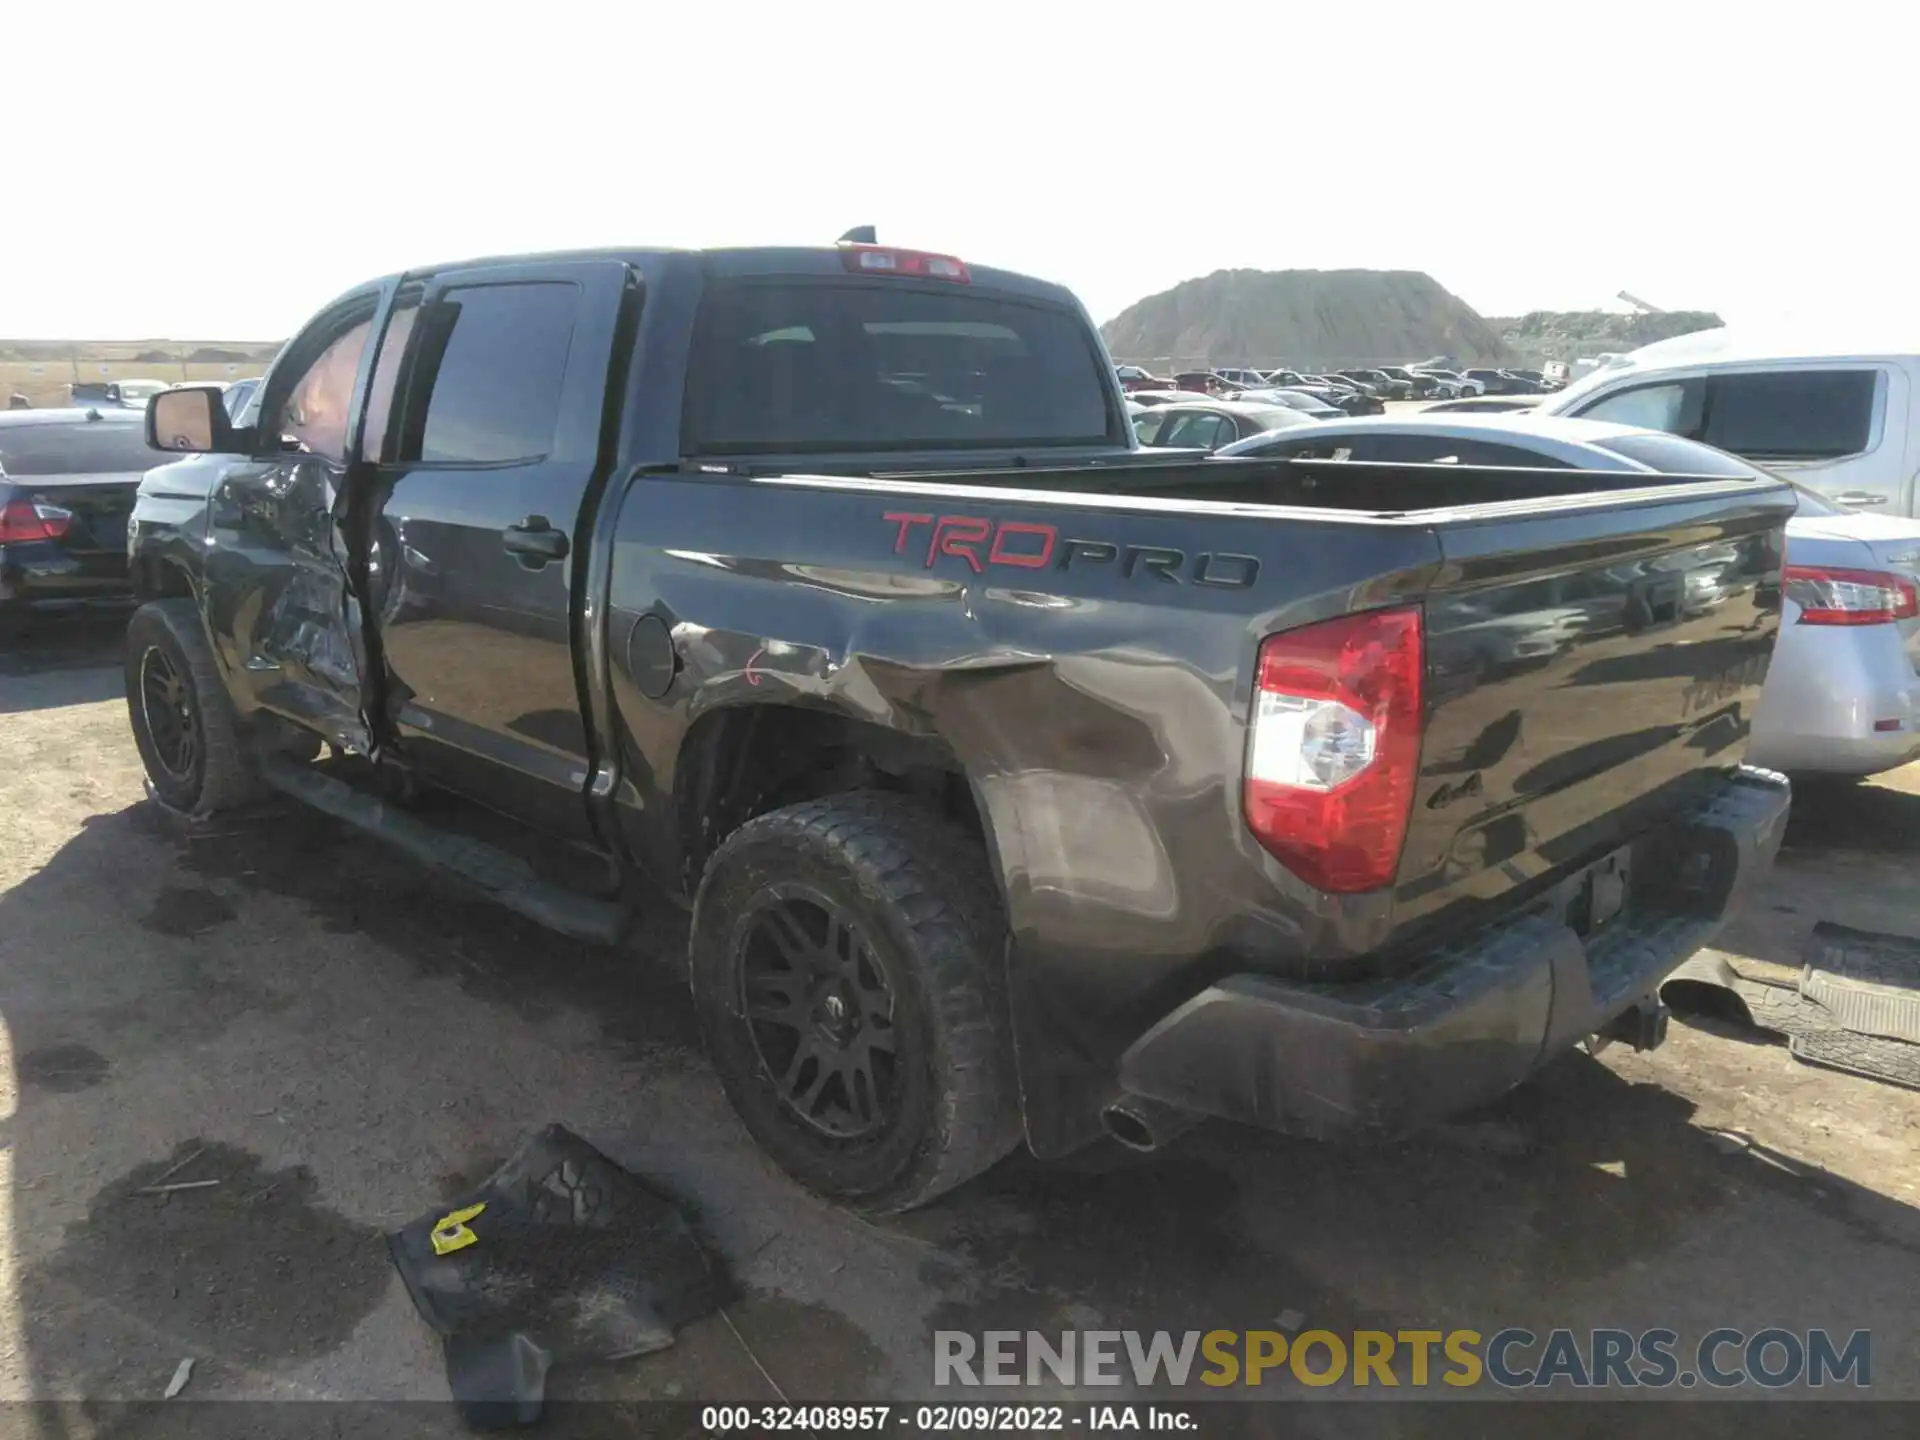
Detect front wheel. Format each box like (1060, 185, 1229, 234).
(125, 598, 265, 815)
(691, 792, 1021, 1212)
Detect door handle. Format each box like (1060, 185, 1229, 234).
(502, 515, 569, 565)
(1834, 491, 1889, 507)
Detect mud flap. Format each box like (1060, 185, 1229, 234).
(388, 1124, 728, 1427)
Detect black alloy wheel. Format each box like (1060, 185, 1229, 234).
(739, 886, 898, 1140)
(138, 644, 199, 781)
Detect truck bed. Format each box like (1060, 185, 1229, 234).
(605, 456, 1794, 1152)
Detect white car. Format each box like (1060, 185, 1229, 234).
(1537, 326, 1920, 516)
(1410, 367, 1483, 399)
(1217, 413, 1920, 778)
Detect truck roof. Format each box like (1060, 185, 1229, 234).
(360, 244, 1085, 311)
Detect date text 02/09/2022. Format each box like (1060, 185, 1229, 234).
(699, 1405, 1195, 1433)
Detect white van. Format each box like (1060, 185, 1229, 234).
(1538, 329, 1918, 514)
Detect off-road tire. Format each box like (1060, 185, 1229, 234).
(125, 598, 265, 815)
(691, 792, 1021, 1212)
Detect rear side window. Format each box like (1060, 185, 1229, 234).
(1157, 412, 1233, 450)
(0, 420, 155, 476)
(1351, 434, 1572, 467)
(1702, 370, 1878, 460)
(398, 282, 576, 465)
(1587, 433, 1759, 477)
(685, 282, 1116, 455)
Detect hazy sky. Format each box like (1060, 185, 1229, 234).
(8, 2, 1911, 339)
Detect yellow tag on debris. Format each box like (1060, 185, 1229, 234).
(430, 1202, 487, 1255)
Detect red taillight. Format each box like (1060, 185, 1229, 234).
(838, 244, 970, 283)
(1244, 606, 1424, 893)
(1783, 564, 1918, 625)
(0, 498, 73, 543)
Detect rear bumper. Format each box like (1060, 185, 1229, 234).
(2, 542, 133, 610)
(1746, 622, 1920, 776)
(1115, 767, 1791, 1139)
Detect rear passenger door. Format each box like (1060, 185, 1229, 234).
(366, 259, 633, 841)
(1574, 367, 1907, 512)
(1698, 368, 1904, 512)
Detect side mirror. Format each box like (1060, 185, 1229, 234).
(146, 386, 236, 455)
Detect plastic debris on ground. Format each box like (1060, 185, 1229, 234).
(387, 1123, 728, 1430)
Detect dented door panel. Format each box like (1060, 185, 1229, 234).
(198, 288, 395, 748)
(201, 450, 369, 744)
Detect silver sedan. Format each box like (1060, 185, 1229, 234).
(1217, 413, 1920, 778)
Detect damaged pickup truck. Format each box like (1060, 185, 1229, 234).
(125, 242, 1794, 1210)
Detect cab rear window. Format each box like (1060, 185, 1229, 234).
(684, 282, 1118, 455)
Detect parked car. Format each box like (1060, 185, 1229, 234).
(1538, 327, 1920, 516)
(1209, 368, 1268, 390)
(1172, 370, 1224, 394)
(1464, 368, 1533, 396)
(1412, 367, 1483, 397)
(1375, 365, 1442, 398)
(0, 407, 151, 628)
(1133, 400, 1319, 448)
(1221, 411, 1920, 777)
(1115, 364, 1174, 393)
(219, 377, 263, 416)
(1302, 377, 1385, 415)
(68, 378, 173, 408)
(125, 240, 1792, 1212)
(1329, 371, 1388, 399)
(1338, 369, 1413, 401)
(1225, 387, 1345, 419)
(1506, 368, 1558, 392)
(1422, 395, 1542, 414)
(1125, 389, 1200, 408)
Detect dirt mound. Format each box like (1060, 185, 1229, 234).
(1101, 268, 1511, 369)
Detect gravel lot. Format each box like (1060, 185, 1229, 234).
(2, 620, 1916, 1431)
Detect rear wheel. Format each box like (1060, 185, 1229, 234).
(125, 598, 265, 815)
(691, 792, 1020, 1212)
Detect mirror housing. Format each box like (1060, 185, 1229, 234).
(146, 385, 238, 455)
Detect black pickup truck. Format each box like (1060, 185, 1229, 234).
(125, 242, 1793, 1210)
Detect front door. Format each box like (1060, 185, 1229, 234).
(364, 260, 633, 842)
(200, 292, 389, 746)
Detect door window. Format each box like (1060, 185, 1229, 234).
(395, 282, 577, 465)
(277, 319, 372, 461)
(1701, 369, 1879, 460)
(1575, 380, 1703, 435)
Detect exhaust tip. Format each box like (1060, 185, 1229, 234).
(1101, 1105, 1159, 1153)
(1100, 1097, 1199, 1154)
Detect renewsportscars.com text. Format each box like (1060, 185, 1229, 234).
(934, 1327, 1872, 1390)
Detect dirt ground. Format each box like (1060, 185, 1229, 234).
(1, 621, 1916, 1433)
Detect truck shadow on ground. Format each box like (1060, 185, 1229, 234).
(0, 618, 127, 713)
(4, 782, 1917, 1428)
(1779, 776, 1920, 855)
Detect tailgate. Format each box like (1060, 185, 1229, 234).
(1398, 482, 1791, 933)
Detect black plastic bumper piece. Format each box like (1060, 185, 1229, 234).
(1115, 767, 1790, 1139)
